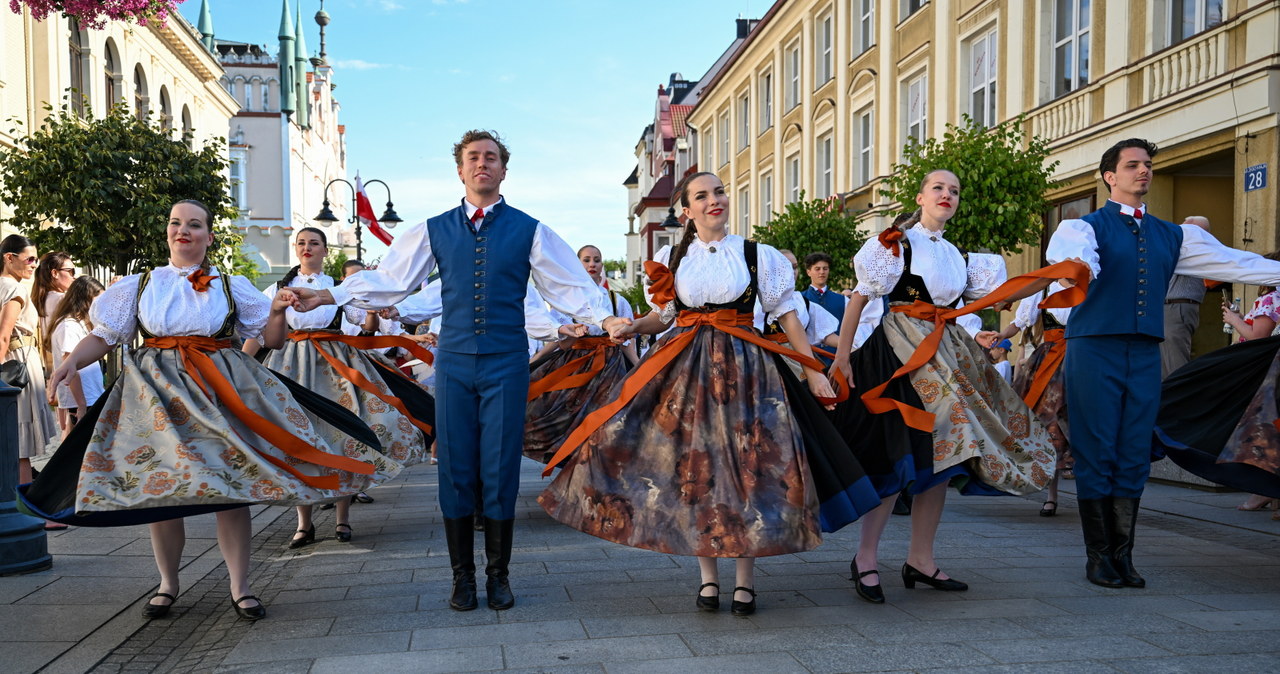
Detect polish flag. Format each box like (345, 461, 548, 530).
(356, 174, 393, 245)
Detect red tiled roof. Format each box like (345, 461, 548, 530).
(670, 105, 693, 138)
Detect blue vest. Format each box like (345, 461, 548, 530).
(1066, 201, 1183, 340)
(428, 200, 538, 354)
(802, 286, 846, 331)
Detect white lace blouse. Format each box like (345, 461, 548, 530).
(90, 264, 270, 346)
(647, 235, 798, 324)
(1012, 283, 1073, 329)
(852, 224, 1006, 306)
(264, 272, 364, 331)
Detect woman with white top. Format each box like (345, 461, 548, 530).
(46, 275, 106, 431)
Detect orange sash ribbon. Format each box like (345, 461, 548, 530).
(541, 309, 839, 477)
(142, 336, 375, 491)
(643, 261, 676, 307)
(1022, 328, 1066, 408)
(288, 331, 435, 436)
(857, 260, 1090, 433)
(527, 336, 616, 400)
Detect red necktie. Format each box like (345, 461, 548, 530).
(471, 208, 485, 224)
(1133, 208, 1143, 220)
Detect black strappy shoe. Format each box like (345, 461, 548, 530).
(142, 592, 176, 619)
(232, 595, 266, 621)
(730, 587, 756, 616)
(849, 557, 885, 604)
(696, 582, 719, 611)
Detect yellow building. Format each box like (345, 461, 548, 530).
(0, 7, 238, 238)
(685, 0, 1279, 310)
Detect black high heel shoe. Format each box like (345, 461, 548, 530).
(696, 582, 720, 611)
(730, 587, 756, 616)
(288, 524, 316, 549)
(142, 592, 176, 619)
(902, 563, 968, 591)
(335, 523, 353, 543)
(849, 557, 885, 604)
(232, 595, 266, 621)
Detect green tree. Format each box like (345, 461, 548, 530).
(878, 114, 1059, 254)
(323, 248, 349, 280)
(753, 193, 869, 290)
(0, 102, 239, 277)
(603, 258, 626, 275)
(615, 280, 649, 316)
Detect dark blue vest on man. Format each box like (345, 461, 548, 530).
(802, 286, 847, 332)
(1063, 201, 1184, 500)
(428, 200, 538, 519)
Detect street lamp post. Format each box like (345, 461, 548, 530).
(313, 178, 403, 261)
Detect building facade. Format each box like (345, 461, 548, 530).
(0, 4, 238, 238)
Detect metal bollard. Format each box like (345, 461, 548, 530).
(0, 382, 52, 575)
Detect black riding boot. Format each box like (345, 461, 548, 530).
(444, 516, 478, 610)
(1078, 497, 1124, 588)
(1110, 497, 1145, 588)
(484, 518, 515, 610)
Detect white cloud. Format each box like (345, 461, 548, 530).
(378, 1, 404, 10)
(333, 59, 389, 70)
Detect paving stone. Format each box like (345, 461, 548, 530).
(679, 624, 868, 656)
(220, 630, 410, 665)
(329, 606, 499, 635)
(0, 604, 122, 642)
(1106, 653, 1280, 673)
(310, 646, 503, 673)
(1164, 609, 1280, 632)
(214, 660, 313, 674)
(581, 612, 757, 638)
(1, 640, 75, 674)
(238, 617, 333, 643)
(1138, 629, 1280, 656)
(971, 635, 1172, 664)
(921, 662, 1123, 673)
(1180, 592, 1280, 611)
(262, 595, 417, 620)
(410, 619, 584, 650)
(604, 651, 809, 673)
(743, 604, 917, 629)
(495, 597, 660, 623)
(502, 634, 691, 668)
(1020, 612, 1206, 637)
(855, 617, 1037, 644)
(792, 641, 996, 673)
(1040, 595, 1212, 615)
(896, 597, 1068, 621)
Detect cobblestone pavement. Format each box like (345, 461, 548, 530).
(5, 459, 1279, 674)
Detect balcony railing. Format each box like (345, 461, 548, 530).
(1143, 28, 1228, 105)
(1029, 87, 1090, 142)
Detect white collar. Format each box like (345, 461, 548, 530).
(463, 196, 504, 221)
(910, 223, 947, 240)
(1109, 200, 1147, 217)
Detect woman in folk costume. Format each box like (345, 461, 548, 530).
(242, 227, 434, 549)
(829, 169, 1088, 604)
(761, 249, 842, 363)
(25, 201, 396, 621)
(524, 244, 638, 464)
(539, 172, 882, 617)
(980, 284, 1074, 517)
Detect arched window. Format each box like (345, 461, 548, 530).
(262, 81, 270, 110)
(244, 79, 255, 111)
(133, 65, 148, 119)
(67, 18, 87, 116)
(103, 39, 120, 107)
(159, 86, 172, 131)
(181, 104, 193, 148)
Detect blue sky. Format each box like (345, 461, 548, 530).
(181, 0, 767, 261)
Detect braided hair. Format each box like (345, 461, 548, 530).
(666, 171, 715, 280)
(279, 226, 329, 288)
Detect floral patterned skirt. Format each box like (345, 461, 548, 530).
(19, 344, 401, 526)
(524, 344, 632, 464)
(1156, 335, 1280, 498)
(266, 339, 430, 466)
(830, 313, 1056, 497)
(1011, 340, 1071, 468)
(539, 325, 880, 557)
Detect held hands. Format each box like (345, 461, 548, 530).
(46, 361, 78, 406)
(272, 289, 297, 313)
(806, 370, 838, 411)
(974, 330, 1000, 349)
(378, 306, 401, 321)
(287, 287, 333, 312)
(602, 316, 634, 344)
(829, 353, 854, 389)
(558, 324, 589, 339)
(1058, 257, 1090, 288)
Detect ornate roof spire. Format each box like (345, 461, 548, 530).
(197, 0, 214, 53)
(313, 0, 330, 67)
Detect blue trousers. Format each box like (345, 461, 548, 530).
(1063, 336, 1162, 500)
(434, 350, 529, 519)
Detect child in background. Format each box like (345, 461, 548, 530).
(47, 276, 106, 431)
(989, 338, 1013, 384)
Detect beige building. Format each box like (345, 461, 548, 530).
(0, 6, 238, 239)
(683, 0, 1279, 347)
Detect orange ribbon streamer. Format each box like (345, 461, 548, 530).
(763, 332, 849, 404)
(857, 260, 1090, 433)
(142, 336, 376, 490)
(187, 269, 220, 293)
(1022, 328, 1066, 408)
(643, 261, 676, 307)
(541, 309, 838, 477)
(878, 226, 905, 257)
(288, 331, 435, 436)
(527, 336, 615, 401)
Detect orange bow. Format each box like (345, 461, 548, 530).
(527, 336, 615, 400)
(288, 331, 435, 436)
(142, 336, 376, 490)
(1022, 329, 1066, 408)
(644, 261, 676, 308)
(878, 226, 905, 257)
(857, 260, 1091, 433)
(541, 309, 839, 476)
(187, 268, 220, 293)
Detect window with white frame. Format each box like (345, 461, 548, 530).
(786, 154, 801, 203)
(1164, 0, 1224, 45)
(1052, 0, 1090, 98)
(738, 93, 750, 150)
(702, 127, 713, 169)
(760, 71, 773, 131)
(854, 108, 874, 186)
(904, 74, 928, 145)
(968, 28, 998, 127)
(761, 172, 774, 224)
(738, 185, 751, 234)
(719, 111, 730, 165)
(229, 150, 247, 211)
(785, 40, 801, 110)
(816, 12, 834, 86)
(854, 0, 876, 55)
(900, 0, 925, 21)
(816, 133, 834, 199)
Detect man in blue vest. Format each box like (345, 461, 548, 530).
(291, 130, 627, 612)
(1047, 138, 1280, 589)
(801, 252, 847, 332)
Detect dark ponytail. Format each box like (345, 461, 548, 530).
(666, 171, 716, 278)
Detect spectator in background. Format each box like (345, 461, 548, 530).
(803, 252, 847, 332)
(1160, 216, 1212, 378)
